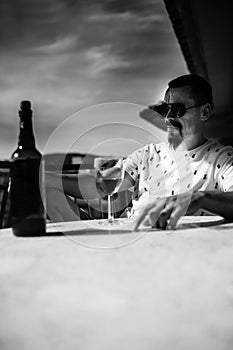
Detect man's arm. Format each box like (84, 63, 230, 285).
(201, 190, 233, 220)
(133, 190, 233, 231)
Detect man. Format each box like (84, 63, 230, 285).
(132, 74, 233, 230)
(45, 74, 233, 228)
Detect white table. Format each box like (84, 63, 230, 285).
(1, 217, 233, 350)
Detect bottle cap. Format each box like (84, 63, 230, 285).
(20, 100, 31, 110)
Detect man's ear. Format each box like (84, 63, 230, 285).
(200, 103, 212, 121)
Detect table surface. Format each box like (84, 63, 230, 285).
(1, 216, 233, 350)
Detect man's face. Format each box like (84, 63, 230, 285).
(164, 86, 203, 149)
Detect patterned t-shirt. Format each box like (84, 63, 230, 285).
(123, 140, 233, 216)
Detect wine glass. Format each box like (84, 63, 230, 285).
(94, 157, 124, 225)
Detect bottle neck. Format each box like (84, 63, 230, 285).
(18, 115, 36, 149)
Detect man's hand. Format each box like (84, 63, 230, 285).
(133, 191, 205, 231)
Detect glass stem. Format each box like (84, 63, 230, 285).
(108, 195, 114, 223)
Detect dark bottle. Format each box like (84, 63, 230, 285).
(10, 100, 46, 236)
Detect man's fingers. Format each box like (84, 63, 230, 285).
(133, 206, 151, 231)
(133, 199, 165, 231)
(167, 205, 185, 230)
(157, 202, 174, 229)
(141, 217, 151, 227)
(148, 210, 161, 226)
(133, 194, 191, 231)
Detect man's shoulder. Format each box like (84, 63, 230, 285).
(205, 140, 233, 153)
(203, 140, 233, 164)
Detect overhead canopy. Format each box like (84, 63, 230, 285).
(164, 0, 233, 110)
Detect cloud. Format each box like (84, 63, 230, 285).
(32, 35, 78, 54)
(0, 0, 68, 49)
(86, 11, 165, 25)
(103, 0, 164, 15)
(84, 45, 131, 74)
(0, 0, 187, 158)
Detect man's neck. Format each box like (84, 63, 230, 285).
(184, 135, 207, 151)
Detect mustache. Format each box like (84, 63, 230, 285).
(166, 118, 182, 130)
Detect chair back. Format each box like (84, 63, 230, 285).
(0, 157, 133, 226)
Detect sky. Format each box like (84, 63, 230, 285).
(0, 0, 188, 158)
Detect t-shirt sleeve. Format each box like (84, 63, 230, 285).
(123, 147, 144, 184)
(215, 147, 233, 191)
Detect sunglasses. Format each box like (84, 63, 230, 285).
(148, 102, 204, 119)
